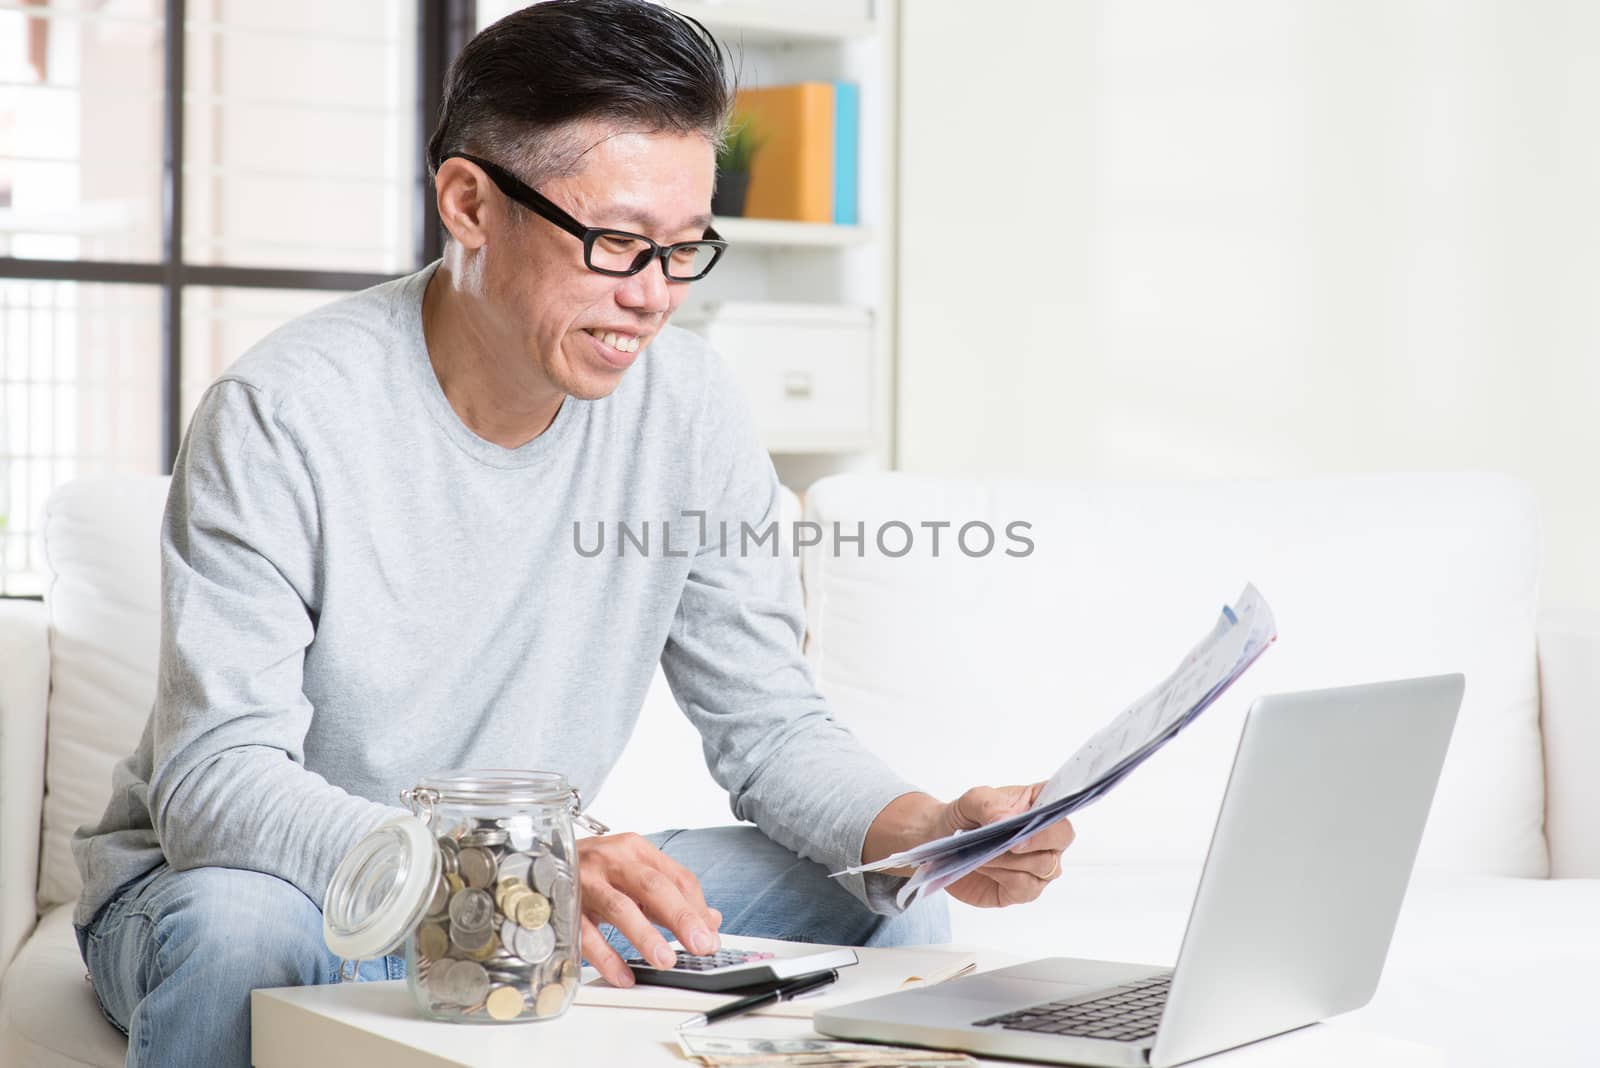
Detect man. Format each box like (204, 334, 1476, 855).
(70, 3, 1074, 1065)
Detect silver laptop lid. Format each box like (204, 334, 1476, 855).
(1152, 674, 1463, 1067)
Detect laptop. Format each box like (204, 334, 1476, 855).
(816, 674, 1464, 1067)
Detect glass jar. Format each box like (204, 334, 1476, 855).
(322, 769, 606, 1023)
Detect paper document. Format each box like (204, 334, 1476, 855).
(835, 585, 1276, 909)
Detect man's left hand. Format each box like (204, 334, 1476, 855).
(862, 784, 1073, 908)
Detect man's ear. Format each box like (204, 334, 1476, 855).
(434, 157, 498, 250)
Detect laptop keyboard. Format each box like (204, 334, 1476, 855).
(973, 973, 1171, 1042)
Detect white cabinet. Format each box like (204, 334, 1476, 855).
(674, 302, 874, 452)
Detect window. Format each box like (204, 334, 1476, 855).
(0, 0, 474, 596)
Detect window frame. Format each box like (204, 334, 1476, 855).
(0, 0, 473, 476)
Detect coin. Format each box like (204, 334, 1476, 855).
(559, 959, 580, 985)
(450, 923, 494, 955)
(462, 826, 509, 848)
(498, 851, 533, 886)
(444, 872, 464, 895)
(458, 846, 497, 889)
(497, 884, 532, 915)
(418, 922, 449, 961)
(534, 982, 567, 1018)
(426, 958, 458, 1000)
(513, 922, 555, 965)
(485, 984, 525, 1021)
(437, 835, 460, 876)
(537, 958, 571, 993)
(514, 892, 551, 930)
(486, 960, 535, 986)
(450, 960, 491, 1007)
(549, 872, 574, 910)
(449, 887, 494, 931)
(531, 854, 559, 895)
(425, 873, 451, 919)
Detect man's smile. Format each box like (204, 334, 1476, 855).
(582, 326, 644, 354)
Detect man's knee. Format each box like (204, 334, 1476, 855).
(861, 892, 952, 948)
(143, 867, 332, 986)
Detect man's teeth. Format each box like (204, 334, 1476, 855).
(586, 329, 640, 354)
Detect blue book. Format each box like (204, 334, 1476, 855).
(832, 81, 859, 225)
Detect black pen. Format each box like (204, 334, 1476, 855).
(676, 968, 841, 1030)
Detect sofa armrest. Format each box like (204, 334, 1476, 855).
(0, 599, 48, 971)
(1538, 621, 1600, 878)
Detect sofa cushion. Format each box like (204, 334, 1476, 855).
(801, 472, 1545, 877)
(0, 599, 48, 969)
(0, 905, 126, 1067)
(37, 476, 168, 910)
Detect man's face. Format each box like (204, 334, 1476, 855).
(480, 123, 716, 401)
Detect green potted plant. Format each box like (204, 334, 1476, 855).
(712, 119, 763, 217)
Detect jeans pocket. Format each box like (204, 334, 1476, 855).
(76, 921, 132, 1039)
(78, 870, 164, 1039)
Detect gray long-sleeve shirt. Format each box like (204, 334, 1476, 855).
(72, 262, 917, 928)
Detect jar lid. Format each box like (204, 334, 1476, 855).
(322, 815, 440, 962)
(417, 769, 572, 806)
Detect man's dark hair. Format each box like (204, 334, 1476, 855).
(427, 0, 733, 188)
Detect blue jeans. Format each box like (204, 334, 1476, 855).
(77, 826, 950, 1068)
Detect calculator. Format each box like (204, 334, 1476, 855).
(624, 944, 859, 992)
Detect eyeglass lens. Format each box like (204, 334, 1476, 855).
(589, 232, 720, 279)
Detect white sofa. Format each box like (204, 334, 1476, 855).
(1, 471, 1597, 1066)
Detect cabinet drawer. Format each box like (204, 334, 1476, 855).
(675, 303, 874, 450)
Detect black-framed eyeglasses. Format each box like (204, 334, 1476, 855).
(440, 152, 728, 282)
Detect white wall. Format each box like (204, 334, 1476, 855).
(897, 0, 1600, 617)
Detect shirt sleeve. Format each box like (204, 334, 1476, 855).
(146, 380, 398, 908)
(658, 356, 921, 914)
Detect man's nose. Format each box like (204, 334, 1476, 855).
(615, 258, 673, 314)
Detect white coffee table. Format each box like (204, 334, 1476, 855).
(252, 937, 1444, 1067)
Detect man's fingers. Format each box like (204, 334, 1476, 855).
(585, 882, 677, 970)
(620, 838, 720, 951)
(950, 784, 1032, 830)
(580, 914, 634, 988)
(650, 852, 722, 948)
(580, 833, 720, 955)
(624, 866, 719, 956)
(1008, 817, 1076, 856)
(672, 867, 714, 922)
(983, 866, 1049, 905)
(982, 849, 1060, 879)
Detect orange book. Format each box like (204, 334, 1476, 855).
(732, 83, 835, 223)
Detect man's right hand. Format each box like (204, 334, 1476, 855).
(575, 833, 723, 988)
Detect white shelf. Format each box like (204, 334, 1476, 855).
(715, 217, 872, 248)
(667, 3, 875, 44)
(662, 1, 895, 472)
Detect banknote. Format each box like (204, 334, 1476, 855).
(676, 1032, 976, 1066)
